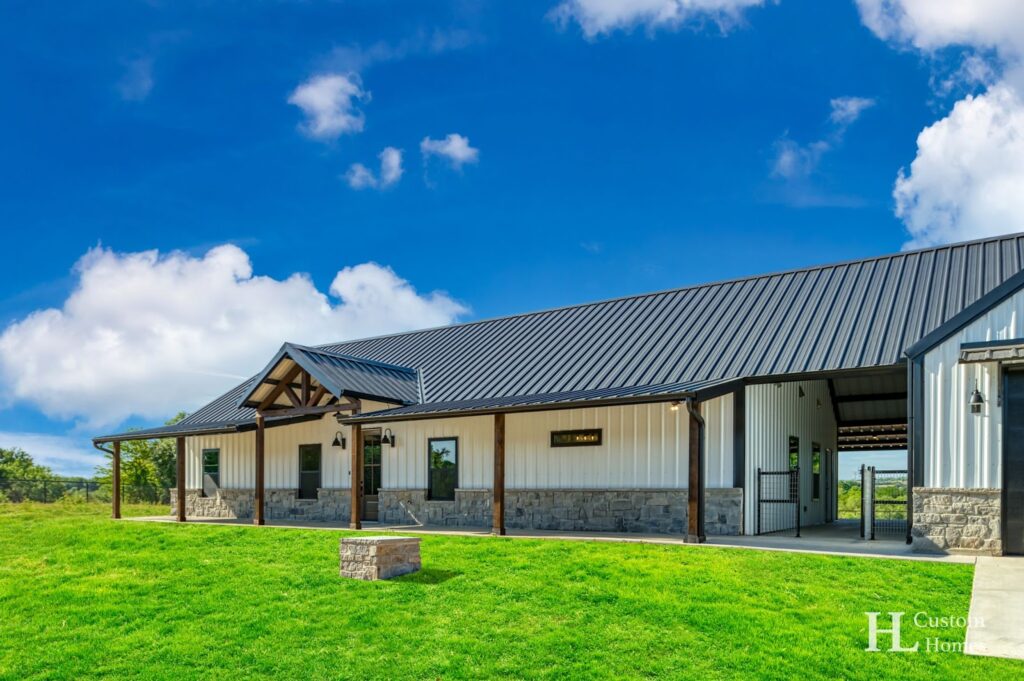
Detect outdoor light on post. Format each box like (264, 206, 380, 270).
(332, 431, 347, 449)
(382, 428, 396, 447)
(970, 382, 985, 415)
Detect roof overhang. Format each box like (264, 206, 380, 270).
(342, 378, 743, 424)
(237, 342, 420, 411)
(92, 413, 325, 444)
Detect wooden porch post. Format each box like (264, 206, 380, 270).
(493, 412, 506, 536)
(350, 423, 362, 530)
(254, 414, 265, 526)
(176, 437, 186, 522)
(112, 440, 122, 520)
(686, 400, 705, 543)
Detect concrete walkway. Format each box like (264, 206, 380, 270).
(128, 515, 973, 563)
(966, 556, 1024, 660)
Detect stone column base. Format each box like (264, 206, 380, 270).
(911, 487, 1001, 555)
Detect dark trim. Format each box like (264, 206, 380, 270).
(906, 268, 1024, 358)
(92, 414, 326, 444)
(732, 387, 745, 490)
(685, 398, 705, 543)
(427, 436, 459, 502)
(826, 379, 842, 426)
(744, 364, 907, 386)
(1001, 366, 1019, 557)
(343, 391, 701, 424)
(961, 338, 1024, 351)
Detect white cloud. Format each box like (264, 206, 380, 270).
(117, 57, 154, 102)
(0, 245, 467, 428)
(0, 432, 104, 477)
(379, 147, 404, 186)
(829, 96, 876, 127)
(344, 147, 404, 190)
(549, 0, 766, 38)
(770, 96, 875, 180)
(288, 73, 369, 141)
(420, 133, 479, 170)
(855, 0, 1024, 247)
(897, 85, 1024, 248)
(855, 0, 1024, 57)
(344, 163, 378, 190)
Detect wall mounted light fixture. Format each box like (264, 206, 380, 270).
(970, 382, 985, 415)
(669, 400, 681, 411)
(331, 431, 347, 449)
(382, 428, 396, 447)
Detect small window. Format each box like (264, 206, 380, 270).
(812, 443, 822, 501)
(427, 437, 458, 501)
(202, 449, 220, 496)
(788, 436, 800, 470)
(551, 429, 602, 447)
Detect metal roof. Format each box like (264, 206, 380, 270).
(95, 232, 1024, 439)
(343, 378, 738, 423)
(237, 343, 419, 409)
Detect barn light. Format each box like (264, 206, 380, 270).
(970, 382, 985, 415)
(669, 401, 681, 411)
(331, 431, 346, 449)
(382, 428, 396, 447)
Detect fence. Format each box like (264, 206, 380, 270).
(0, 478, 168, 505)
(756, 467, 800, 537)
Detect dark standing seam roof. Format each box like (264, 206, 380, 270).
(94, 232, 1024, 440)
(236, 343, 419, 408)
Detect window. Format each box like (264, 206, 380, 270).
(427, 437, 458, 501)
(298, 444, 322, 500)
(812, 443, 822, 501)
(202, 449, 220, 496)
(550, 429, 602, 447)
(788, 436, 800, 470)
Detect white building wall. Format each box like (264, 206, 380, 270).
(743, 380, 838, 535)
(184, 395, 736, 492)
(922, 288, 1024, 489)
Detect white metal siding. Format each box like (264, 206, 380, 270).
(184, 396, 736, 492)
(743, 380, 838, 535)
(921, 288, 1024, 488)
(704, 393, 734, 488)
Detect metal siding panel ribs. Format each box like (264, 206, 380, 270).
(99, 232, 1024, 438)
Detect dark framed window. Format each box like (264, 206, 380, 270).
(202, 449, 220, 495)
(298, 444, 322, 500)
(427, 437, 458, 501)
(551, 429, 602, 447)
(811, 443, 822, 501)
(788, 436, 800, 470)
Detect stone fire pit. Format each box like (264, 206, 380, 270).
(340, 536, 422, 581)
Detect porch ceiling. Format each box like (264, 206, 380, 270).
(829, 369, 907, 451)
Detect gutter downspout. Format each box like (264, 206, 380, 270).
(685, 397, 706, 543)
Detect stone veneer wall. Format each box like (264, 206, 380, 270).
(911, 488, 1001, 555)
(170, 488, 351, 521)
(378, 487, 743, 535)
(378, 489, 491, 527)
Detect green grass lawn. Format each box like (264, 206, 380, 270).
(1, 503, 1021, 680)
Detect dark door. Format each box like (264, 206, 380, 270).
(298, 444, 321, 500)
(1005, 371, 1024, 554)
(362, 431, 382, 520)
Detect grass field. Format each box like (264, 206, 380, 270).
(1, 503, 1021, 680)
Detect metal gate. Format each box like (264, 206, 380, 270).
(756, 467, 800, 537)
(861, 466, 908, 540)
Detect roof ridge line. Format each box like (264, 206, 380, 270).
(286, 342, 418, 374)
(317, 231, 1024, 349)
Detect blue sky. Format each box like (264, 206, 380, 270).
(1, 1, 1022, 474)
